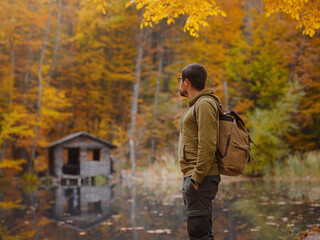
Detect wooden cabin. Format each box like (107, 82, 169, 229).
(45, 131, 117, 184)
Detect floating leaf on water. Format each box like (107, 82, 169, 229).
(266, 216, 274, 220)
(250, 228, 259, 232)
(281, 217, 288, 222)
(287, 223, 295, 228)
(120, 227, 144, 231)
(101, 221, 112, 226)
(147, 229, 171, 234)
(311, 204, 320, 207)
(265, 222, 277, 226)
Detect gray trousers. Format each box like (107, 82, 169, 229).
(182, 175, 220, 240)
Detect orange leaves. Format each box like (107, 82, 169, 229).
(88, 0, 319, 37)
(87, 0, 108, 14)
(0, 159, 26, 171)
(126, 0, 226, 37)
(0, 109, 33, 146)
(263, 0, 320, 37)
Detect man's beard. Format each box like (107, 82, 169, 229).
(179, 89, 187, 97)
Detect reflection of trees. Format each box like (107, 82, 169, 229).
(29, 190, 40, 240)
(0, 189, 36, 240)
(131, 183, 138, 240)
(226, 180, 320, 240)
(1, 179, 317, 240)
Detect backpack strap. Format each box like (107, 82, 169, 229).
(193, 96, 223, 126)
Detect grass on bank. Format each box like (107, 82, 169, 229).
(136, 152, 182, 182)
(273, 151, 320, 178)
(137, 151, 320, 182)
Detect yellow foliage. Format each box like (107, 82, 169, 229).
(87, 0, 108, 14)
(87, 0, 319, 37)
(39, 86, 72, 132)
(0, 159, 26, 171)
(0, 108, 33, 146)
(263, 0, 320, 37)
(126, 0, 227, 37)
(0, 200, 26, 210)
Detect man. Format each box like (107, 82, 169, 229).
(178, 63, 221, 240)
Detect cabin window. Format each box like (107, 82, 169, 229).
(93, 149, 100, 161)
(87, 149, 101, 161)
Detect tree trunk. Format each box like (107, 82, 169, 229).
(223, 80, 230, 112)
(24, 0, 35, 92)
(24, 30, 33, 92)
(46, 0, 62, 85)
(151, 29, 164, 160)
(30, 0, 55, 174)
(244, 0, 253, 38)
(0, 37, 15, 174)
(128, 25, 144, 176)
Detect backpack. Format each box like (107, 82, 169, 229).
(193, 97, 254, 176)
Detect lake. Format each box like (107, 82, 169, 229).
(0, 178, 319, 240)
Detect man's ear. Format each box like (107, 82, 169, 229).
(184, 78, 189, 85)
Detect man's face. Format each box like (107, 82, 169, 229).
(178, 76, 187, 97)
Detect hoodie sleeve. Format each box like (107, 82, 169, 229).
(191, 98, 219, 184)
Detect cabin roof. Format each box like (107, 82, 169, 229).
(44, 131, 117, 149)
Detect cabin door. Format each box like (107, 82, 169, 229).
(62, 148, 80, 175)
(68, 148, 80, 166)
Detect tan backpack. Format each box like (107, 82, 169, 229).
(193, 97, 254, 176)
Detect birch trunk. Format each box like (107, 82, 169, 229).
(128, 26, 143, 176)
(0, 37, 15, 174)
(223, 80, 230, 112)
(46, 0, 62, 85)
(24, 0, 35, 92)
(151, 30, 164, 159)
(30, 0, 55, 173)
(244, 0, 253, 38)
(24, 30, 33, 92)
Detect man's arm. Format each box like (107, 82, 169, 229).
(191, 98, 219, 184)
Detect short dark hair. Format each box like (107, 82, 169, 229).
(181, 63, 207, 90)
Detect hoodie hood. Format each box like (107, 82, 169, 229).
(188, 88, 222, 107)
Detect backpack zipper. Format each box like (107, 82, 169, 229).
(224, 134, 231, 156)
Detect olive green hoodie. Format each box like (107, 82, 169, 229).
(178, 88, 221, 183)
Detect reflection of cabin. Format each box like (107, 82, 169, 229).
(45, 131, 117, 183)
(46, 184, 115, 231)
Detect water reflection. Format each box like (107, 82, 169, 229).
(0, 179, 319, 240)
